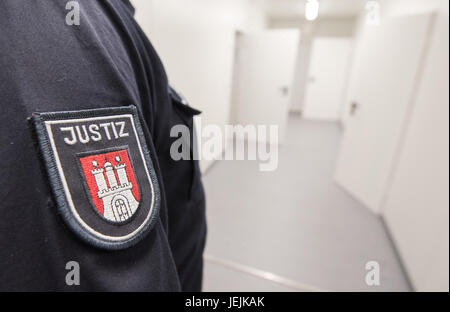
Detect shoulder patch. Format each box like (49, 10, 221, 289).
(31, 106, 160, 250)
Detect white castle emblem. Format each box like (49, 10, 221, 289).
(90, 155, 139, 222)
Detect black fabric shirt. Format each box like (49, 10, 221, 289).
(0, 0, 206, 291)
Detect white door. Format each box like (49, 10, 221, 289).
(383, 7, 449, 292)
(233, 30, 300, 143)
(334, 13, 434, 213)
(303, 38, 353, 121)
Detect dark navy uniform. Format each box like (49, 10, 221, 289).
(0, 0, 206, 291)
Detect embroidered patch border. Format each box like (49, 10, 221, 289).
(31, 106, 160, 250)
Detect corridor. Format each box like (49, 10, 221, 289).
(202, 116, 411, 291)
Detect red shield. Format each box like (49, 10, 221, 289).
(79, 149, 140, 222)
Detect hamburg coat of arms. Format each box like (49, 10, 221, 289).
(31, 106, 160, 250)
(79, 149, 140, 223)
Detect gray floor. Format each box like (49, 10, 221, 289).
(201, 116, 411, 292)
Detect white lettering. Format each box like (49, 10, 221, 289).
(61, 126, 77, 145)
(99, 123, 112, 140)
(116, 121, 129, 138)
(89, 124, 102, 141)
(60, 122, 129, 145)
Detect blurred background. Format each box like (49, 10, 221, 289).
(130, 0, 449, 291)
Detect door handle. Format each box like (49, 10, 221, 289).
(350, 102, 359, 116)
(280, 86, 289, 96)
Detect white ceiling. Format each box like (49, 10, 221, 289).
(262, 0, 366, 19)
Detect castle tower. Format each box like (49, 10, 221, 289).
(90, 154, 139, 222)
(104, 161, 118, 188)
(114, 156, 129, 186)
(91, 160, 107, 192)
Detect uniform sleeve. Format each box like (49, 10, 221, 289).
(0, 0, 180, 291)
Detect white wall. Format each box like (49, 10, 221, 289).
(382, 0, 449, 292)
(131, 0, 266, 170)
